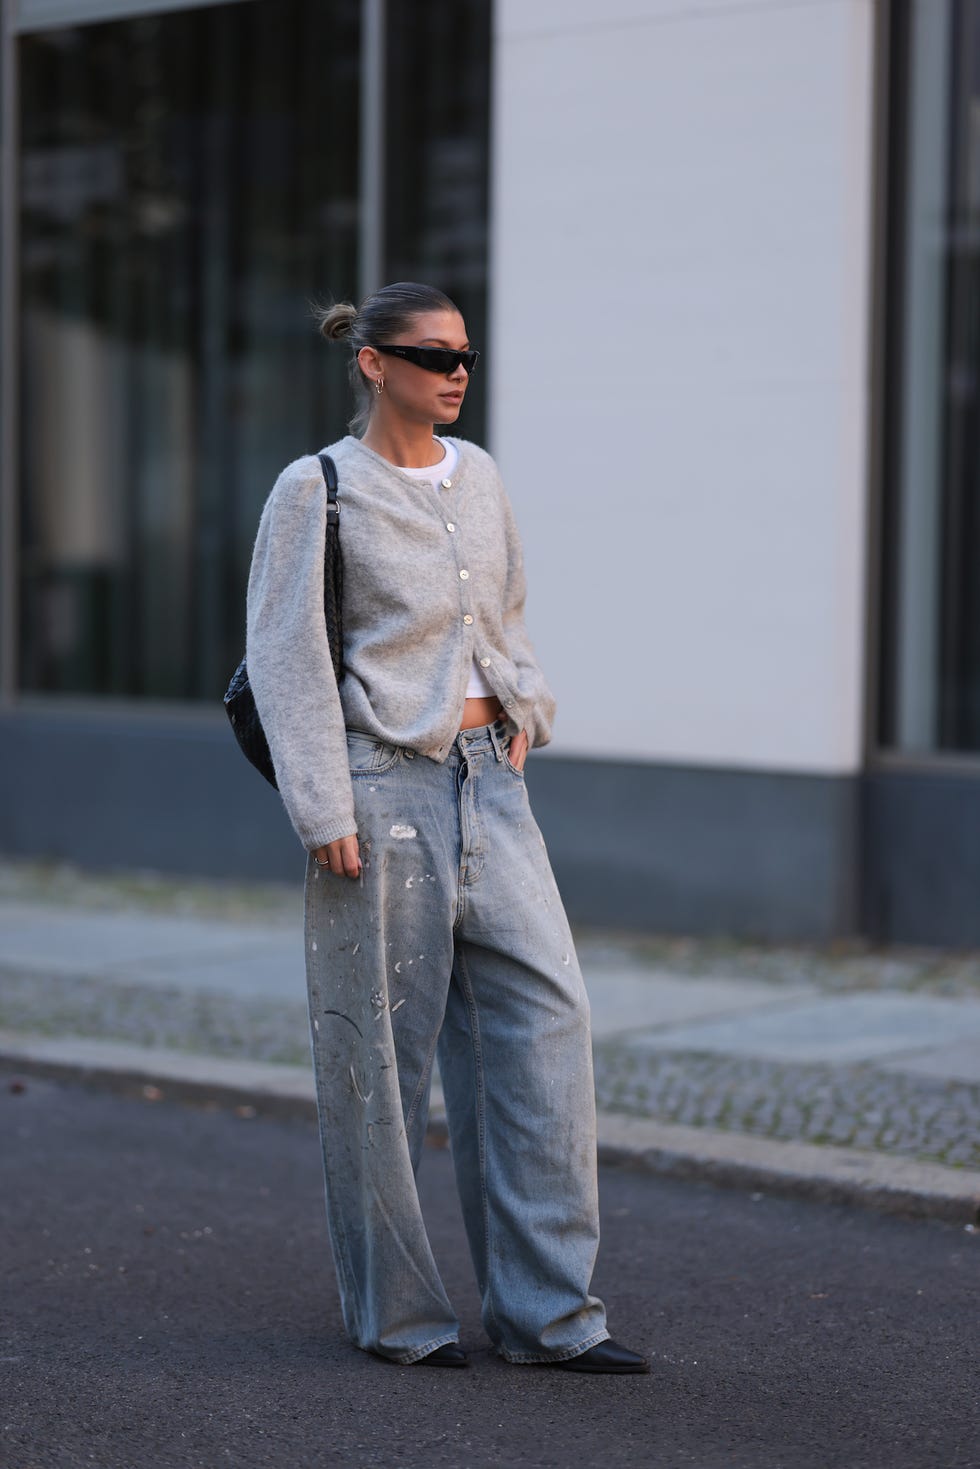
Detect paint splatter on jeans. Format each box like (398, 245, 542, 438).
(303, 720, 608, 1364)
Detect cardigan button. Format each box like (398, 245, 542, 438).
(441, 478, 453, 490)
(463, 615, 473, 625)
(459, 569, 469, 580)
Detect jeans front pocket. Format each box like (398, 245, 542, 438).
(502, 740, 526, 779)
(346, 729, 402, 776)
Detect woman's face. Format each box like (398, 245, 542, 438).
(363, 309, 472, 428)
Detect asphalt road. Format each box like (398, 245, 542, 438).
(1, 1075, 976, 1469)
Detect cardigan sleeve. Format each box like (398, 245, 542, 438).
(245, 458, 357, 849)
(499, 483, 557, 750)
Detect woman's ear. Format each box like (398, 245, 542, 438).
(357, 345, 382, 381)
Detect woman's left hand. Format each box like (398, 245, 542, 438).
(509, 729, 529, 772)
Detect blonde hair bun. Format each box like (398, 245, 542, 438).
(316, 301, 358, 342)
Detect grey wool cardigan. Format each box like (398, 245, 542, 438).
(245, 435, 556, 851)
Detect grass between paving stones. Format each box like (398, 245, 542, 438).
(0, 970, 312, 1068)
(0, 859, 304, 926)
(4, 858, 980, 998)
(579, 933, 980, 1000)
(3, 855, 979, 991)
(592, 1041, 980, 1170)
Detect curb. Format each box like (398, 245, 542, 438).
(2, 1031, 978, 1227)
(595, 1114, 979, 1225)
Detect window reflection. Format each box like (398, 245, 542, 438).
(18, 1, 361, 699)
(384, 0, 490, 445)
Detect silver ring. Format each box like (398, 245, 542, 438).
(313, 856, 330, 868)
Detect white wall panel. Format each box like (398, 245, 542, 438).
(490, 0, 874, 772)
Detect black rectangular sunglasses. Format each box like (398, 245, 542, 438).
(375, 344, 480, 374)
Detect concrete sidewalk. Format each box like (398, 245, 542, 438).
(1, 859, 978, 1223)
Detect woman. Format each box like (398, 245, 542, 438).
(246, 282, 647, 1374)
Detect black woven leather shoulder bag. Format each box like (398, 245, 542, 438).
(223, 452, 343, 789)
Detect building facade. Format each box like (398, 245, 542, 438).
(1, 0, 978, 945)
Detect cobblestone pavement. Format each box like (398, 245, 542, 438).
(593, 1043, 980, 1170)
(2, 859, 979, 1174)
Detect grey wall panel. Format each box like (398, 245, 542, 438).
(0, 708, 303, 882)
(863, 768, 980, 946)
(528, 757, 860, 941)
(0, 709, 863, 939)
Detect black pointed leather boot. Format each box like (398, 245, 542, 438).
(550, 1340, 649, 1374)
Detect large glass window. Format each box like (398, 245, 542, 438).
(16, 0, 492, 704)
(881, 0, 980, 753)
(18, 0, 361, 700)
(384, 0, 491, 444)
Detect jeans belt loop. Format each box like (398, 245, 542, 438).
(488, 718, 506, 763)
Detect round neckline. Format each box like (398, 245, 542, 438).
(397, 440, 453, 473)
(347, 434, 464, 489)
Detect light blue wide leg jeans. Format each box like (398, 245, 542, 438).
(304, 720, 609, 1364)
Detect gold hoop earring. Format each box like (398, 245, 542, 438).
(375, 377, 384, 396)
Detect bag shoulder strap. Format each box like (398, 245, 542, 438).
(317, 452, 339, 525)
(316, 452, 344, 682)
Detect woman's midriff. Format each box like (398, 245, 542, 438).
(460, 695, 503, 729)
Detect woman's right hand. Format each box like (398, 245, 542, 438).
(313, 835, 362, 878)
